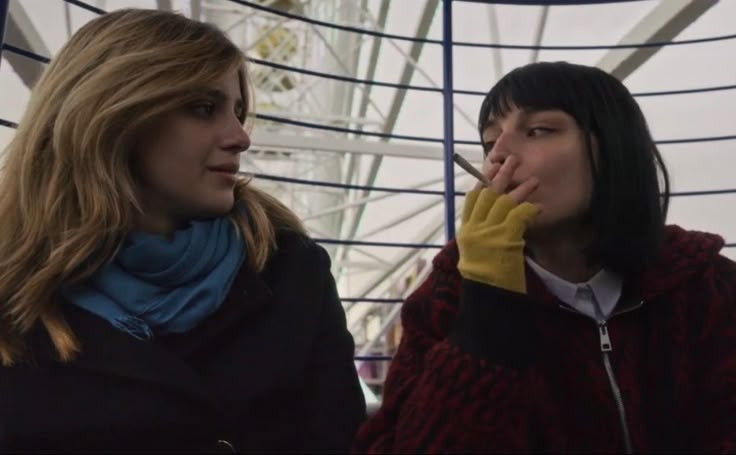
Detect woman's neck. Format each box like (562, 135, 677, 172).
(135, 212, 184, 239)
(526, 226, 600, 283)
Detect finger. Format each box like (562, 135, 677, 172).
(462, 188, 481, 223)
(480, 154, 496, 174)
(486, 193, 517, 225)
(473, 162, 500, 191)
(470, 188, 499, 223)
(485, 162, 502, 183)
(507, 177, 539, 204)
(490, 155, 519, 195)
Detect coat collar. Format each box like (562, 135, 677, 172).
(28, 263, 273, 411)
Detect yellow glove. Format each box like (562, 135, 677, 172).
(457, 187, 539, 294)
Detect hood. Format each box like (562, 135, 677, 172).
(635, 225, 725, 299)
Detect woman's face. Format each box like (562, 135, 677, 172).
(133, 69, 250, 233)
(480, 105, 595, 231)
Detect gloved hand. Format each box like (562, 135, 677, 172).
(457, 187, 539, 294)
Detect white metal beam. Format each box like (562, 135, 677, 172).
(250, 129, 482, 162)
(596, 0, 718, 80)
(337, 0, 440, 271)
(530, 5, 549, 64)
(156, 0, 174, 10)
(64, 1, 73, 38)
(345, 203, 459, 331)
(5, 0, 49, 88)
(356, 176, 473, 240)
(300, 173, 464, 222)
(345, 0, 390, 205)
(190, 0, 202, 20)
(354, 0, 390, 125)
(485, 3, 503, 79)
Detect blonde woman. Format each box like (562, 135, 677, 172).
(0, 8, 365, 453)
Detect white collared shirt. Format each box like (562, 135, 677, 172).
(525, 257, 623, 322)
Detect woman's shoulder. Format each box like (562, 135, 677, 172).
(254, 230, 330, 284)
(640, 225, 730, 294)
(273, 230, 327, 262)
(648, 226, 736, 321)
(707, 253, 736, 303)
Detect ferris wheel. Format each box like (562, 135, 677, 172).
(2, 0, 735, 401)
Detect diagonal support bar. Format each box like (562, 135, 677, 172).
(597, 0, 717, 80)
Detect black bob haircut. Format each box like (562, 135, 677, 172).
(477, 61, 670, 277)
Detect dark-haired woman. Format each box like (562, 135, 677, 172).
(353, 61, 736, 453)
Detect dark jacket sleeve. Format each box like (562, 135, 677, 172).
(353, 261, 542, 453)
(683, 256, 736, 453)
(302, 245, 366, 453)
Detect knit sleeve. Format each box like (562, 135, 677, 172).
(352, 258, 540, 453)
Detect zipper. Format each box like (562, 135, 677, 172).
(598, 322, 633, 454)
(557, 298, 644, 453)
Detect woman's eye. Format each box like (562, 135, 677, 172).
(528, 127, 554, 137)
(191, 102, 216, 117)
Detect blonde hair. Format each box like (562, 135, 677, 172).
(0, 8, 304, 365)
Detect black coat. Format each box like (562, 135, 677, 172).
(0, 233, 366, 453)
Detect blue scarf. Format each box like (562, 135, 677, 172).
(62, 216, 246, 340)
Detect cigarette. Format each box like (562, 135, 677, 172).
(453, 153, 491, 186)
